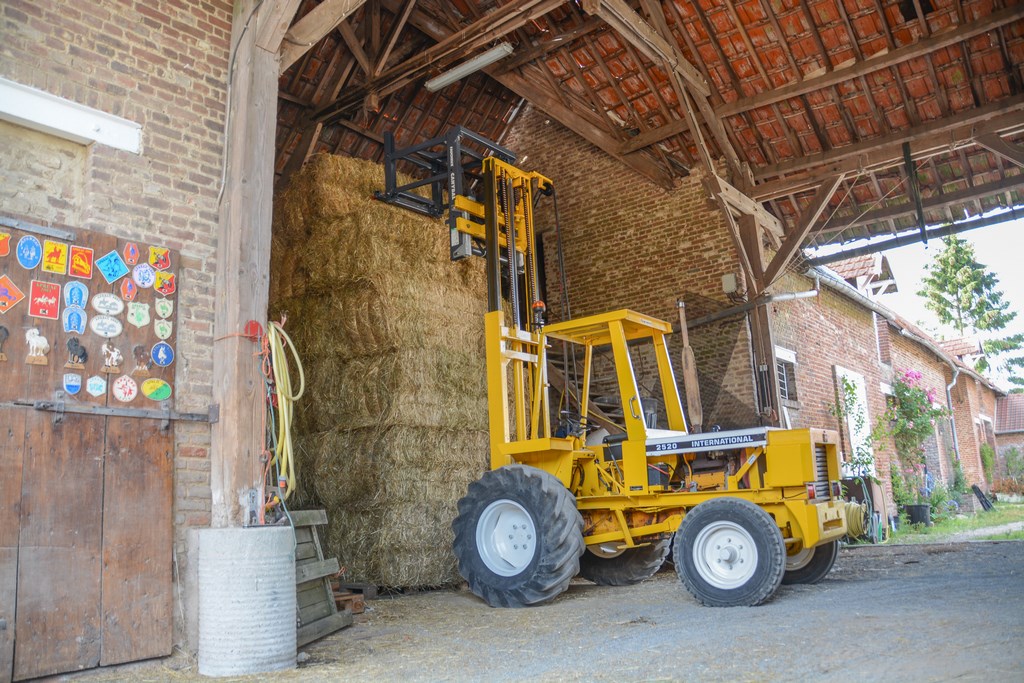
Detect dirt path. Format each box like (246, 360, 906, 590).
(69, 541, 1024, 682)
(945, 521, 1024, 542)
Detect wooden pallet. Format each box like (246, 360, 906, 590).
(292, 510, 353, 647)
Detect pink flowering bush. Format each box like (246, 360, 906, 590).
(882, 369, 949, 503)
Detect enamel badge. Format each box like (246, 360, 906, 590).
(132, 263, 156, 288)
(154, 271, 176, 296)
(63, 306, 87, 334)
(91, 292, 125, 316)
(17, 235, 42, 269)
(141, 378, 172, 401)
(89, 314, 123, 339)
(123, 242, 140, 266)
(65, 281, 89, 308)
(95, 250, 129, 284)
(0, 275, 25, 315)
(112, 375, 138, 403)
(154, 319, 173, 340)
(63, 373, 82, 395)
(69, 246, 94, 279)
(132, 344, 151, 377)
(102, 340, 123, 374)
(25, 328, 50, 365)
(149, 247, 171, 270)
(154, 297, 174, 319)
(41, 240, 68, 274)
(0, 232, 10, 257)
(120, 278, 138, 302)
(151, 341, 174, 367)
(127, 302, 150, 328)
(86, 375, 106, 397)
(65, 336, 88, 369)
(28, 280, 60, 320)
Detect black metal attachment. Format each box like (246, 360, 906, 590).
(374, 126, 516, 261)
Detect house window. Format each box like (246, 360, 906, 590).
(775, 346, 798, 402)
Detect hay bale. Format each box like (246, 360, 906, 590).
(272, 154, 490, 588)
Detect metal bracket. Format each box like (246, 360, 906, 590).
(0, 214, 76, 242)
(1, 398, 220, 429)
(52, 390, 65, 426)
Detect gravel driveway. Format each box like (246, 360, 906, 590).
(70, 541, 1024, 682)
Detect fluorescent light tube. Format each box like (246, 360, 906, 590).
(424, 42, 515, 92)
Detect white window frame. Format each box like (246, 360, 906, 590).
(0, 76, 141, 154)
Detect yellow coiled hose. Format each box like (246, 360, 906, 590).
(268, 320, 305, 500)
(844, 500, 869, 539)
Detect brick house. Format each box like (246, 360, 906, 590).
(996, 394, 1024, 479)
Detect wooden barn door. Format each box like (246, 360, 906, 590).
(0, 223, 176, 681)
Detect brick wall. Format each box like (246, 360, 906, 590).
(503, 105, 759, 428)
(997, 432, 1024, 479)
(1, 0, 231, 646)
(951, 374, 998, 486)
(769, 271, 898, 511)
(890, 330, 957, 486)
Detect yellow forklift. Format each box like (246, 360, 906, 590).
(377, 128, 848, 607)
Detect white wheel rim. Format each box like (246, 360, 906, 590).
(587, 543, 626, 559)
(476, 499, 537, 577)
(692, 521, 758, 589)
(786, 545, 814, 571)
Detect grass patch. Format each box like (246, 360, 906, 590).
(978, 530, 1024, 541)
(890, 502, 1024, 543)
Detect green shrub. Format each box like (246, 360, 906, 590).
(981, 443, 996, 483)
(951, 458, 968, 496)
(1004, 446, 1023, 480)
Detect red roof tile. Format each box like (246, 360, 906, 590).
(996, 394, 1024, 434)
(938, 337, 982, 358)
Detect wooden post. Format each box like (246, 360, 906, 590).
(211, 1, 297, 527)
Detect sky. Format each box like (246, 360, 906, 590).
(810, 212, 1024, 392)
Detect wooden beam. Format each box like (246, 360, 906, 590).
(762, 174, 844, 285)
(496, 16, 606, 73)
(319, 0, 563, 121)
(254, 0, 304, 54)
(717, 6, 1023, 118)
(373, 0, 416, 76)
(580, 0, 710, 98)
(818, 174, 1024, 234)
(212, 0, 280, 526)
(383, 0, 674, 188)
(752, 98, 1024, 195)
(337, 19, 372, 75)
(497, 66, 674, 187)
(279, 0, 367, 74)
(714, 175, 783, 238)
(976, 133, 1024, 168)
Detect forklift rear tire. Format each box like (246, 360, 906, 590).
(673, 498, 786, 607)
(782, 539, 839, 585)
(452, 465, 584, 607)
(579, 537, 671, 586)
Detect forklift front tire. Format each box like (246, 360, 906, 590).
(579, 537, 671, 586)
(782, 539, 840, 585)
(673, 497, 786, 607)
(452, 465, 584, 607)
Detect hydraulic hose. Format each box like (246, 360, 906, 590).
(267, 320, 305, 500)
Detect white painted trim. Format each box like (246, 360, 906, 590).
(0, 76, 141, 154)
(774, 346, 797, 364)
(880, 382, 893, 395)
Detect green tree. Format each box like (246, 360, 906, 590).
(918, 235, 1023, 391)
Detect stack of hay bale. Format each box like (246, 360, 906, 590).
(271, 154, 489, 588)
